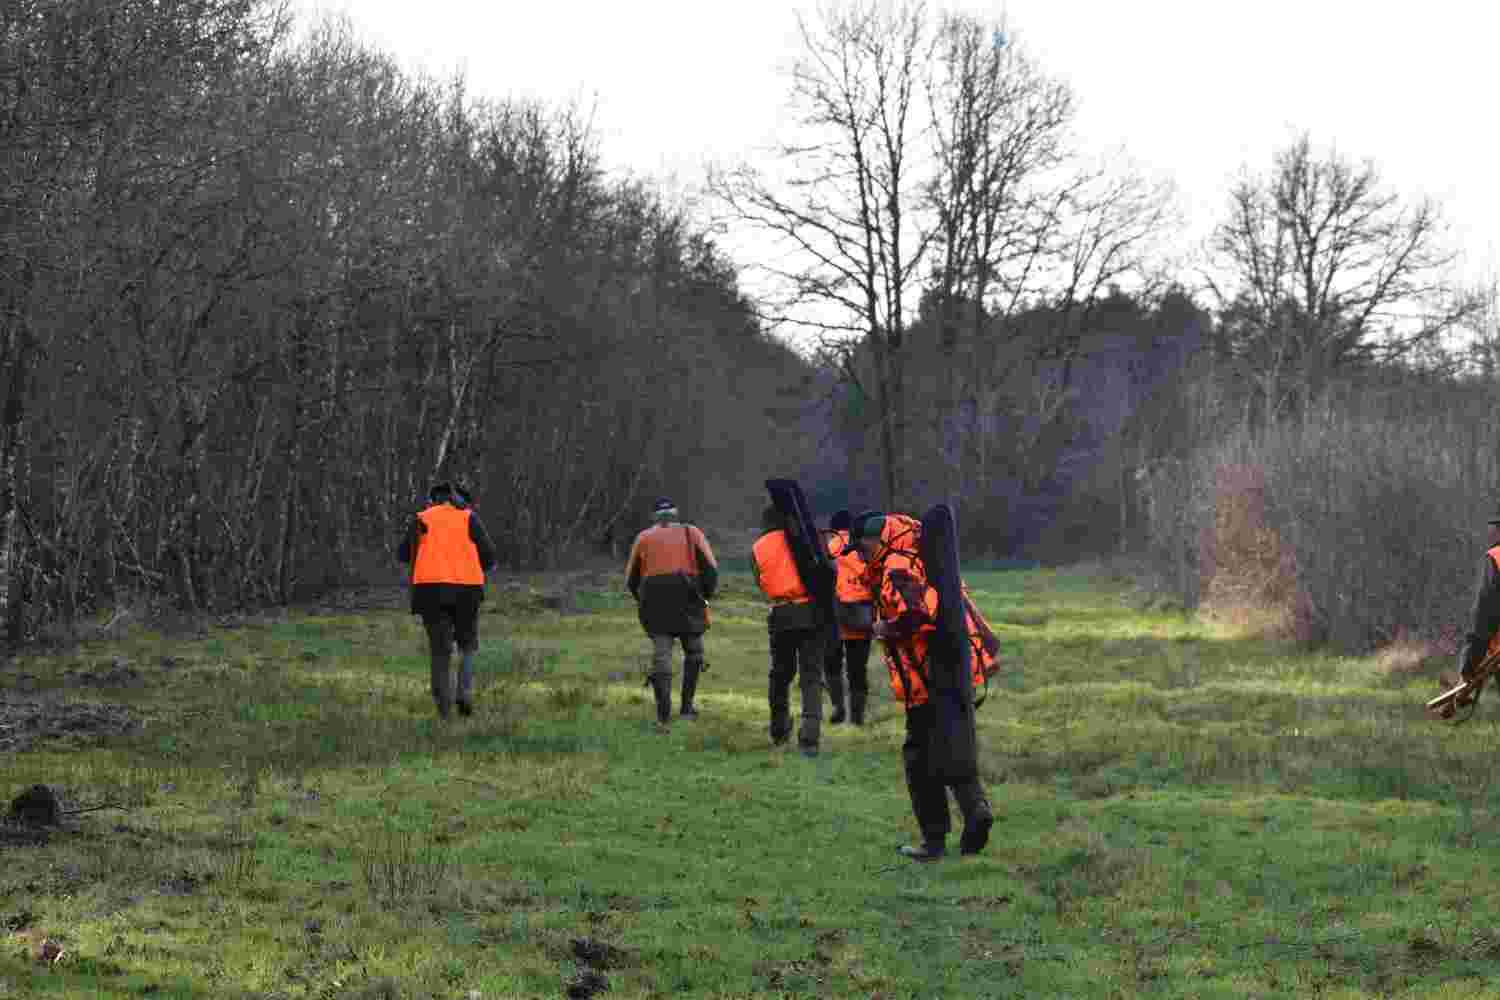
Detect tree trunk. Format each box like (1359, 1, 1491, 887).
(0, 324, 36, 643)
(889, 340, 907, 508)
(871, 337, 899, 510)
(277, 323, 310, 606)
(0, 356, 27, 644)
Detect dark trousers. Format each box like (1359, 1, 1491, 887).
(769, 627, 825, 749)
(648, 633, 706, 680)
(903, 702, 990, 844)
(420, 590, 481, 717)
(648, 632, 706, 718)
(825, 638, 871, 716)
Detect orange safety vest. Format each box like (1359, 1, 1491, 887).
(627, 523, 714, 580)
(826, 530, 873, 604)
(753, 530, 810, 604)
(411, 504, 485, 585)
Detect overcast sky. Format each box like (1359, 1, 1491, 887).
(292, 0, 1499, 288)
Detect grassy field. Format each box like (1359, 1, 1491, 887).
(4, 566, 1500, 998)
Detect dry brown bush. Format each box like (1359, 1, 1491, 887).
(1141, 380, 1497, 652)
(1197, 462, 1298, 635)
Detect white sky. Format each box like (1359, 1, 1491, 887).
(293, 0, 1499, 290)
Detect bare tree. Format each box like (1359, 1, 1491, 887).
(924, 15, 1175, 510)
(924, 15, 1073, 502)
(1208, 134, 1481, 421)
(0, 1, 818, 639)
(713, 0, 933, 508)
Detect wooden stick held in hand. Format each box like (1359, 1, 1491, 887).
(1427, 649, 1500, 723)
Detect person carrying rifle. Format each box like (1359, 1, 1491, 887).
(822, 509, 874, 726)
(626, 498, 719, 730)
(847, 511, 999, 862)
(753, 505, 826, 756)
(397, 481, 498, 720)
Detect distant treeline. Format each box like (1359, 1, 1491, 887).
(0, 0, 815, 637)
(3, 0, 1495, 652)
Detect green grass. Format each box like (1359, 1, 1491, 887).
(4, 567, 1500, 997)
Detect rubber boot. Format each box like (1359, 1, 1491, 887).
(431, 649, 453, 720)
(456, 649, 476, 716)
(797, 637, 824, 754)
(827, 666, 846, 725)
(650, 675, 673, 731)
(768, 674, 791, 745)
(897, 841, 946, 863)
(850, 689, 866, 726)
(954, 783, 994, 856)
(680, 658, 702, 719)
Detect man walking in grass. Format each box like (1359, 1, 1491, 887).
(822, 509, 874, 726)
(848, 511, 999, 862)
(398, 481, 498, 720)
(752, 505, 826, 757)
(625, 498, 719, 730)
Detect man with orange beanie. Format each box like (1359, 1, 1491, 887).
(848, 510, 1000, 862)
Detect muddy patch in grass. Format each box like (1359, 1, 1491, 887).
(0, 696, 141, 752)
(64, 657, 148, 689)
(0, 817, 53, 847)
(754, 956, 829, 993)
(957, 894, 1015, 910)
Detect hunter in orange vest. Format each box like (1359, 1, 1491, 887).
(625, 497, 719, 729)
(821, 509, 874, 725)
(752, 505, 825, 756)
(397, 481, 497, 720)
(848, 510, 1000, 863)
(1444, 509, 1500, 705)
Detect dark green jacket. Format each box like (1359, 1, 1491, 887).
(1458, 548, 1500, 676)
(626, 522, 718, 636)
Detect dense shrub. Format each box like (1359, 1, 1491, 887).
(1142, 379, 1499, 651)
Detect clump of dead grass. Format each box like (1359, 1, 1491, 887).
(1374, 636, 1447, 678)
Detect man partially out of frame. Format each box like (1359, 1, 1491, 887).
(1440, 505, 1500, 712)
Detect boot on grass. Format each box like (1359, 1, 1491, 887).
(827, 669, 846, 725)
(680, 659, 702, 719)
(431, 651, 453, 721)
(650, 675, 673, 732)
(955, 785, 994, 856)
(897, 840, 945, 863)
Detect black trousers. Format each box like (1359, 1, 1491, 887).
(418, 588, 482, 716)
(824, 637, 871, 710)
(902, 702, 989, 843)
(769, 627, 825, 749)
